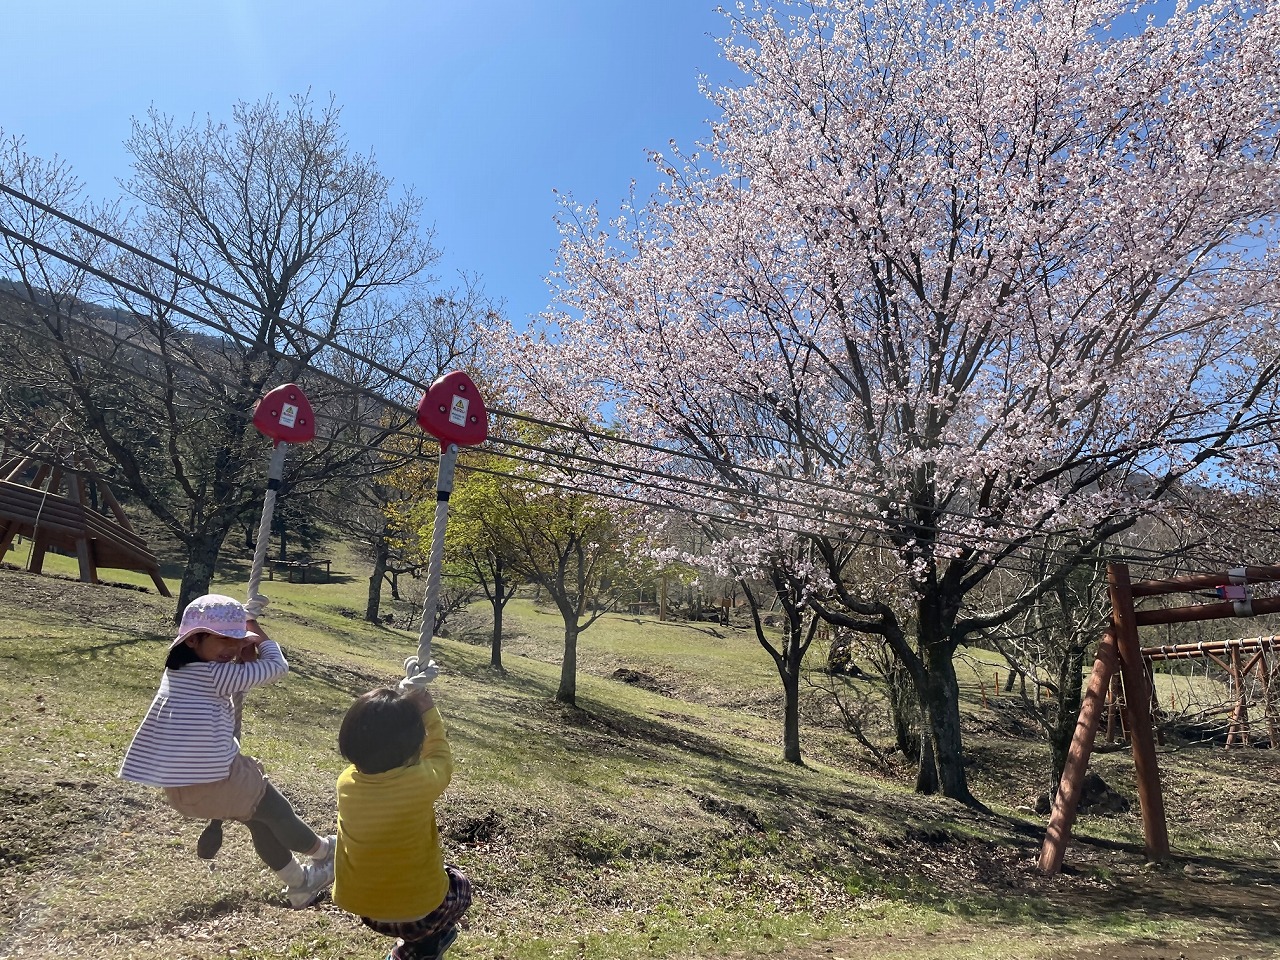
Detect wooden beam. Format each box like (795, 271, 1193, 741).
(1038, 628, 1119, 876)
(1109, 563, 1170, 862)
(1142, 637, 1277, 661)
(1130, 565, 1280, 598)
(1135, 595, 1280, 626)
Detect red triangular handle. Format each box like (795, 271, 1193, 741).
(416, 371, 488, 448)
(252, 384, 316, 445)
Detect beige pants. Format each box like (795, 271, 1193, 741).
(163, 753, 268, 821)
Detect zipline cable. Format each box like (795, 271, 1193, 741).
(0, 290, 1224, 582)
(0, 282, 1195, 578)
(0, 188, 1255, 551)
(0, 195, 1256, 580)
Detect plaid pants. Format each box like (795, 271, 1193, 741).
(363, 865, 472, 960)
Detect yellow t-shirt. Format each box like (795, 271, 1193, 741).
(333, 707, 453, 922)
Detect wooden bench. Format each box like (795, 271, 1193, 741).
(266, 557, 331, 583)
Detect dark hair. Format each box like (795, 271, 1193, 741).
(165, 639, 202, 670)
(338, 687, 425, 774)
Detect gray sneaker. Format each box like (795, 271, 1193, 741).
(392, 927, 458, 960)
(437, 926, 460, 958)
(286, 858, 334, 909)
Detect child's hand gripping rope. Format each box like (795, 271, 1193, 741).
(400, 654, 439, 691)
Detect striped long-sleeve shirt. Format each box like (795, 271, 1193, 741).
(118, 640, 288, 787)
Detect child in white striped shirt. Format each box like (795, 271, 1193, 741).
(119, 593, 334, 908)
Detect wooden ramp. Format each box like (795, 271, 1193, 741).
(0, 447, 171, 597)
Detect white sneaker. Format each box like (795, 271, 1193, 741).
(286, 858, 334, 909)
(312, 834, 336, 868)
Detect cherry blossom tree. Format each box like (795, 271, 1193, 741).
(506, 0, 1280, 803)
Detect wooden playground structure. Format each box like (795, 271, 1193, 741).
(0, 434, 170, 596)
(1039, 563, 1280, 875)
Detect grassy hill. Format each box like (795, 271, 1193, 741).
(1, 548, 1279, 960)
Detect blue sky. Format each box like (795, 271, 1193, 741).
(1, 1, 735, 326)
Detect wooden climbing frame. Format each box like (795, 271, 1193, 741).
(1038, 563, 1280, 876)
(0, 438, 170, 596)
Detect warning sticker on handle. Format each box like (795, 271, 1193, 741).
(279, 403, 299, 428)
(449, 395, 469, 427)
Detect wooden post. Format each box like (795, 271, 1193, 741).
(1257, 649, 1279, 749)
(1226, 645, 1249, 748)
(65, 471, 97, 585)
(27, 536, 49, 574)
(1038, 628, 1119, 876)
(0, 520, 17, 556)
(1108, 563, 1170, 862)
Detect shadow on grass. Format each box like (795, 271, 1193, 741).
(87, 890, 260, 937)
(225, 618, 1280, 948)
(76, 628, 167, 659)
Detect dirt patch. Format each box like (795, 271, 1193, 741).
(1044, 939, 1275, 959)
(0, 779, 109, 872)
(686, 789, 765, 832)
(766, 930, 1276, 960)
(612, 667, 673, 696)
(0, 565, 173, 635)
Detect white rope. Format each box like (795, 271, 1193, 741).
(202, 440, 291, 855)
(404, 444, 458, 689)
(24, 471, 54, 571)
(230, 442, 288, 738)
(245, 442, 288, 619)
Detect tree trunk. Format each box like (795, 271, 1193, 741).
(177, 532, 224, 621)
(917, 641, 978, 805)
(914, 732, 938, 794)
(365, 537, 389, 622)
(888, 659, 921, 760)
(556, 620, 578, 705)
(1050, 644, 1086, 785)
(490, 565, 505, 670)
(782, 660, 802, 764)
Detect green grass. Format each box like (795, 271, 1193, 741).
(2, 547, 1280, 960)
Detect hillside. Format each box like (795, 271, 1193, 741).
(1, 555, 1278, 960)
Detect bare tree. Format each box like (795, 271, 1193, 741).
(0, 94, 447, 614)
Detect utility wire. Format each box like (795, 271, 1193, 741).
(0, 185, 1206, 541)
(0, 188, 1248, 577)
(0, 292, 1181, 578)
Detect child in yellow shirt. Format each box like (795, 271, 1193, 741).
(333, 683, 471, 960)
